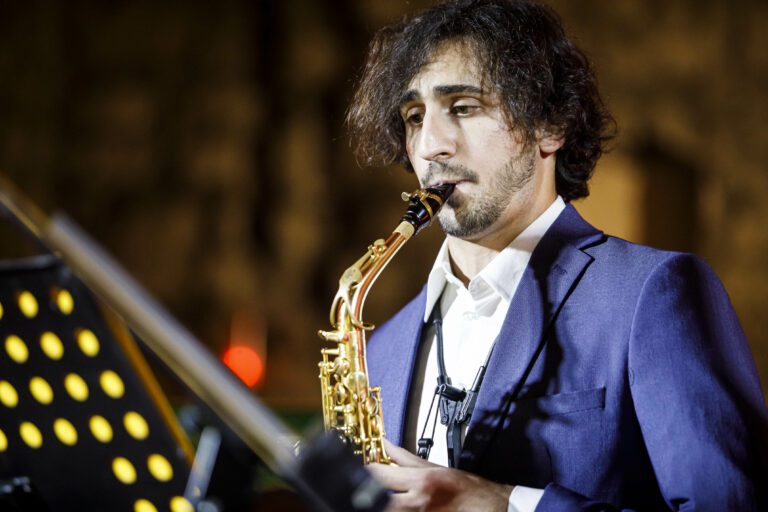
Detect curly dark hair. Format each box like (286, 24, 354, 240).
(346, 0, 616, 201)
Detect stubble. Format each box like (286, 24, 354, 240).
(433, 149, 536, 238)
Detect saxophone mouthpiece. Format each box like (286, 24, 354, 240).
(401, 184, 455, 235)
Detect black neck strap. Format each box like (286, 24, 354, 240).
(417, 301, 495, 467)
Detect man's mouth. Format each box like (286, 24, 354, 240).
(426, 179, 471, 209)
(429, 179, 471, 188)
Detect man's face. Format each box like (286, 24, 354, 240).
(400, 42, 553, 243)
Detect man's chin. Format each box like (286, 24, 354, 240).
(437, 204, 501, 240)
(437, 215, 481, 239)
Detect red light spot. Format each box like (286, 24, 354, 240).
(222, 346, 264, 388)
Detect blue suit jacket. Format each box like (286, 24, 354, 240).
(367, 205, 768, 511)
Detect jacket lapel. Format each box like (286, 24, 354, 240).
(373, 286, 428, 446)
(460, 205, 604, 471)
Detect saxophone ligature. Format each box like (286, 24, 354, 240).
(317, 184, 455, 464)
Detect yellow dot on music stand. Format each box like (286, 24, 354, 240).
(64, 373, 89, 401)
(0, 429, 7, 452)
(100, 370, 125, 399)
(40, 332, 64, 360)
(147, 454, 173, 482)
(17, 291, 38, 318)
(29, 376, 54, 404)
(55, 288, 74, 315)
(112, 457, 137, 484)
(76, 329, 100, 357)
(124, 411, 149, 440)
(0, 381, 19, 407)
(134, 499, 158, 512)
(5, 335, 29, 363)
(53, 418, 78, 446)
(20, 422, 43, 448)
(89, 415, 113, 443)
(170, 496, 193, 512)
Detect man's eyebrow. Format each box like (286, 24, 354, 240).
(399, 89, 420, 107)
(399, 84, 484, 109)
(434, 84, 483, 96)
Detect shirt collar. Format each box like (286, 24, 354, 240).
(423, 196, 566, 322)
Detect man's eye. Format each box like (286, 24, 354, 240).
(405, 111, 423, 125)
(451, 104, 479, 116)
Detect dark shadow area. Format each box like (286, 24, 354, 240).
(634, 138, 700, 254)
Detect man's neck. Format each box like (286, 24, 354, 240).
(446, 238, 503, 286)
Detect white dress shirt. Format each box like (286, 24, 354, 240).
(406, 196, 566, 512)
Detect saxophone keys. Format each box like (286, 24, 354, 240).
(320, 348, 339, 359)
(370, 417, 380, 436)
(333, 382, 349, 404)
(365, 395, 380, 418)
(367, 445, 385, 465)
(333, 357, 350, 377)
(317, 329, 345, 343)
(368, 239, 386, 257)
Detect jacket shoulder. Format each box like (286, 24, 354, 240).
(585, 234, 717, 282)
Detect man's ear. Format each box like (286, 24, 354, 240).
(536, 127, 564, 156)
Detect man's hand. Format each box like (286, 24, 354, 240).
(367, 440, 514, 512)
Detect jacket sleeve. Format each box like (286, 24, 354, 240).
(538, 253, 768, 511)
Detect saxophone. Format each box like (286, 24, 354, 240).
(318, 184, 455, 464)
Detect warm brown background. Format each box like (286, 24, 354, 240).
(0, 1, 765, 418)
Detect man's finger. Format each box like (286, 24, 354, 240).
(368, 463, 430, 492)
(384, 439, 433, 468)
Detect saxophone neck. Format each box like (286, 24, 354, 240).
(330, 184, 456, 329)
(393, 220, 415, 241)
(333, 230, 409, 329)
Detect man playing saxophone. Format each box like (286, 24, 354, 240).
(344, 0, 768, 510)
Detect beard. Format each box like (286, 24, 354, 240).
(424, 150, 536, 238)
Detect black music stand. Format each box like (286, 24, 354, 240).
(0, 176, 390, 512)
(0, 254, 194, 512)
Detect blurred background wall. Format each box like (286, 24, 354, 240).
(0, 0, 765, 420)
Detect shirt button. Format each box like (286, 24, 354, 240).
(462, 311, 477, 320)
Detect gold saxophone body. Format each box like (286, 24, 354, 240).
(318, 184, 455, 465)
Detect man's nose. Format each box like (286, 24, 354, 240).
(415, 111, 456, 162)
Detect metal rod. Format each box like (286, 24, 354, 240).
(45, 214, 298, 477)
